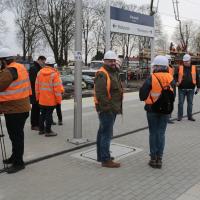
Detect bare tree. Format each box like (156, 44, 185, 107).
(173, 20, 195, 52)
(82, 0, 98, 65)
(34, 0, 75, 65)
(8, 0, 41, 60)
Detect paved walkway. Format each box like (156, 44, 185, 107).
(1, 92, 200, 200)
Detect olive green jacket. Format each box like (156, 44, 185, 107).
(94, 65, 123, 114)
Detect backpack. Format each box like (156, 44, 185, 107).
(150, 74, 175, 114)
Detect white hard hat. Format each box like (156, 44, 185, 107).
(153, 55, 169, 66)
(46, 57, 56, 65)
(104, 50, 117, 60)
(0, 48, 16, 58)
(165, 54, 172, 60)
(183, 54, 191, 62)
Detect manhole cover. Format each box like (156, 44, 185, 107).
(71, 143, 142, 163)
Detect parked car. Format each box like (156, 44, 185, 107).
(82, 75, 94, 89)
(82, 69, 97, 80)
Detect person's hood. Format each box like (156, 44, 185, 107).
(40, 66, 57, 76)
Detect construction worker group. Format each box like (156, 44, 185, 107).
(0, 47, 199, 173)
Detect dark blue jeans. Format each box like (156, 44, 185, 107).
(39, 107, 54, 133)
(96, 112, 116, 162)
(178, 88, 194, 119)
(147, 112, 168, 158)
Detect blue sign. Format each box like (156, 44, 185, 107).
(110, 6, 154, 27)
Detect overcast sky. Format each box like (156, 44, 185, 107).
(125, 0, 200, 38)
(1, 0, 200, 57)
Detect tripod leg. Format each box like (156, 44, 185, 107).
(0, 116, 8, 169)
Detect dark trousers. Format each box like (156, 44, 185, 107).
(96, 112, 116, 162)
(4, 112, 29, 165)
(39, 107, 54, 133)
(30, 102, 40, 127)
(56, 104, 62, 122)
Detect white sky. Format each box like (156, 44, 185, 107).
(125, 0, 200, 39)
(1, 0, 200, 57)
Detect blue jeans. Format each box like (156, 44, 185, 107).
(147, 112, 168, 158)
(178, 89, 194, 119)
(96, 112, 116, 162)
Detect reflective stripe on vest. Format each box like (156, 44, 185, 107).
(0, 62, 31, 102)
(178, 65, 196, 85)
(94, 67, 111, 104)
(145, 73, 173, 105)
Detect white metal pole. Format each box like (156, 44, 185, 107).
(105, 0, 111, 52)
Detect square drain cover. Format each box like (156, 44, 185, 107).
(71, 143, 142, 163)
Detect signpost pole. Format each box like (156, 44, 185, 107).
(68, 0, 88, 145)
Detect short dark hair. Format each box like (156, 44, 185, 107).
(38, 56, 46, 61)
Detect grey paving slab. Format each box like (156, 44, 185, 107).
(0, 92, 200, 200)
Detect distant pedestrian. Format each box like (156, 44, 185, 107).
(29, 56, 46, 131)
(139, 55, 175, 168)
(94, 50, 123, 168)
(35, 57, 63, 137)
(0, 48, 31, 173)
(175, 54, 200, 121)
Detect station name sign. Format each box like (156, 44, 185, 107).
(110, 6, 155, 38)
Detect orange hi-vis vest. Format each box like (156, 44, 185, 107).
(35, 66, 63, 106)
(0, 62, 31, 102)
(145, 73, 173, 105)
(94, 67, 111, 105)
(178, 65, 196, 85)
(168, 65, 174, 76)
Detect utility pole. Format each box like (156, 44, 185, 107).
(150, 0, 155, 73)
(68, 0, 88, 145)
(172, 0, 187, 52)
(105, 0, 111, 52)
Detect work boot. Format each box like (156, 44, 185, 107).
(6, 164, 25, 174)
(45, 130, 57, 137)
(58, 121, 63, 125)
(101, 160, 120, 168)
(156, 157, 162, 169)
(148, 157, 157, 168)
(188, 117, 195, 121)
(31, 126, 40, 131)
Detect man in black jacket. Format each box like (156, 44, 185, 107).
(29, 56, 46, 130)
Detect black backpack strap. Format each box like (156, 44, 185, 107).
(153, 73, 164, 90)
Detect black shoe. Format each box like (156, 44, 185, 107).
(3, 157, 14, 164)
(45, 130, 57, 137)
(168, 120, 174, 124)
(52, 122, 57, 125)
(31, 126, 40, 131)
(177, 117, 182, 121)
(6, 164, 25, 174)
(58, 121, 63, 125)
(188, 117, 195, 121)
